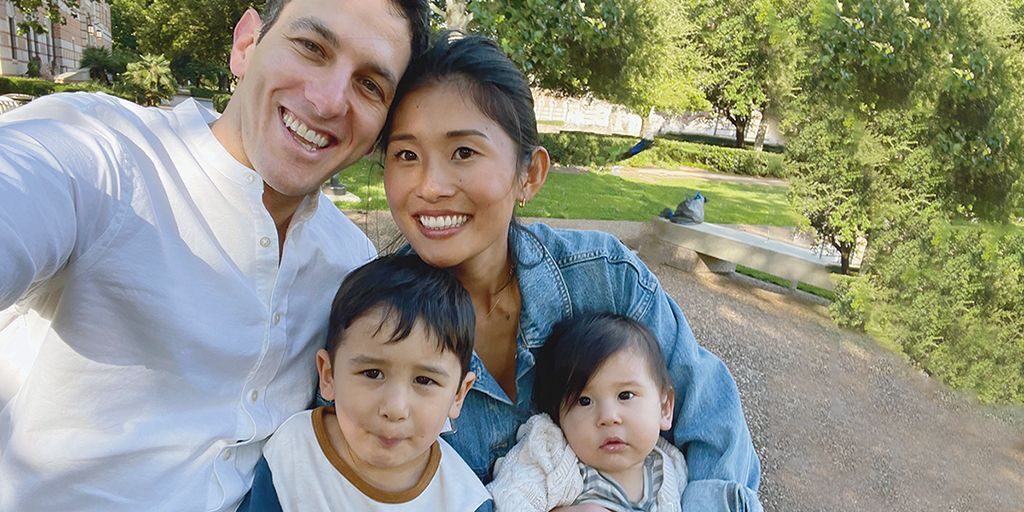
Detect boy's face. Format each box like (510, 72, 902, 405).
(317, 309, 475, 485)
(558, 349, 674, 483)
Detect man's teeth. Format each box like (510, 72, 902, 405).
(283, 111, 329, 149)
(419, 215, 468, 230)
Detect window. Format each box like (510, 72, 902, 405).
(9, 17, 17, 60)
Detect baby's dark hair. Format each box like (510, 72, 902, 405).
(325, 254, 475, 377)
(535, 313, 672, 425)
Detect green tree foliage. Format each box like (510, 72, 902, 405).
(80, 46, 134, 84)
(462, 0, 705, 116)
(111, 0, 251, 89)
(683, 0, 800, 148)
(10, 0, 78, 35)
(123, 54, 178, 106)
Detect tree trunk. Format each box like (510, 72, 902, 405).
(732, 116, 749, 149)
(753, 110, 769, 152)
(639, 106, 656, 140)
(433, 1, 473, 30)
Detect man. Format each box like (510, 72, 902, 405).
(0, 1, 429, 510)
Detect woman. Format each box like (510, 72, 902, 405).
(381, 32, 762, 511)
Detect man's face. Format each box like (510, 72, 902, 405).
(217, 0, 412, 198)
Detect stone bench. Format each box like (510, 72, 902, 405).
(639, 217, 839, 291)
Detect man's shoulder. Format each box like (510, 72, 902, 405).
(3, 92, 162, 126)
(306, 197, 376, 259)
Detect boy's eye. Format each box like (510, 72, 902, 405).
(361, 369, 383, 380)
(577, 396, 592, 407)
(414, 376, 437, 386)
(452, 147, 477, 160)
(618, 391, 636, 401)
(393, 149, 418, 162)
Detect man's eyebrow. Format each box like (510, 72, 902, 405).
(287, 17, 398, 89)
(289, 17, 340, 49)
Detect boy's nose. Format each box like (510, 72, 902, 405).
(378, 386, 410, 421)
(597, 403, 623, 426)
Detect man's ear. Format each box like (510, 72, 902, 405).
(316, 349, 336, 402)
(520, 146, 550, 203)
(660, 388, 675, 431)
(448, 371, 477, 420)
(229, 8, 263, 80)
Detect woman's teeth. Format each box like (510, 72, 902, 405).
(418, 215, 468, 230)
(283, 111, 329, 149)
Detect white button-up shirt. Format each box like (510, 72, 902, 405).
(0, 93, 375, 511)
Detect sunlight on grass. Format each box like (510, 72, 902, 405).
(333, 159, 802, 227)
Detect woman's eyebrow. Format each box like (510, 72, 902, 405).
(447, 129, 489, 139)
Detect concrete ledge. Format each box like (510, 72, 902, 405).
(643, 218, 837, 291)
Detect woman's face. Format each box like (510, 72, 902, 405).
(383, 81, 526, 270)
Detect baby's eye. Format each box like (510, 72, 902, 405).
(393, 149, 418, 162)
(414, 376, 437, 386)
(618, 391, 636, 400)
(452, 147, 477, 160)
(361, 369, 383, 380)
(577, 396, 592, 407)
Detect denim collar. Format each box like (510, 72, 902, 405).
(512, 223, 572, 349)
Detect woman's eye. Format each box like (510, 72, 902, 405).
(393, 150, 417, 162)
(577, 396, 592, 407)
(453, 147, 476, 160)
(414, 376, 437, 386)
(618, 391, 635, 400)
(361, 369, 383, 379)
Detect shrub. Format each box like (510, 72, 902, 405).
(123, 54, 178, 106)
(212, 93, 231, 113)
(0, 76, 57, 96)
(836, 221, 1024, 403)
(538, 130, 787, 178)
(26, 56, 41, 78)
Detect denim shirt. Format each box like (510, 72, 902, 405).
(412, 222, 762, 512)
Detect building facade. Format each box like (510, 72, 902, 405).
(1, 0, 111, 78)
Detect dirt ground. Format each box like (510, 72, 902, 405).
(348, 212, 1024, 511)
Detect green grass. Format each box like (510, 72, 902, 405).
(335, 159, 802, 226)
(736, 265, 837, 300)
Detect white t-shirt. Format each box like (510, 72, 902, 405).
(262, 408, 491, 512)
(0, 93, 376, 511)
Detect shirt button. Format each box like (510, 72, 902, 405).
(259, 237, 271, 248)
(250, 389, 259, 402)
(246, 174, 255, 184)
(222, 450, 232, 461)
(272, 313, 281, 325)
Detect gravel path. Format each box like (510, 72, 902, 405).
(347, 212, 1024, 511)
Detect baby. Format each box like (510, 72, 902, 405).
(489, 313, 687, 511)
(239, 254, 491, 511)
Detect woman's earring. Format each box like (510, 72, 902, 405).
(518, 197, 527, 208)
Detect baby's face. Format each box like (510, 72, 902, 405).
(559, 349, 674, 482)
(317, 310, 474, 485)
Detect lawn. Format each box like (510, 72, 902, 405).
(335, 159, 802, 227)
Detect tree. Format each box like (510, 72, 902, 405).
(123, 54, 178, 106)
(80, 46, 133, 84)
(683, 0, 798, 148)
(10, 0, 78, 35)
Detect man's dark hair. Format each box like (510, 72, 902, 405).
(258, 0, 430, 60)
(325, 254, 475, 377)
(535, 313, 673, 426)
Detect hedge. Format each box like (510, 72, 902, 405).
(832, 222, 1024, 404)
(539, 130, 787, 178)
(0, 76, 127, 98)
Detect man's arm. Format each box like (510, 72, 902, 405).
(637, 270, 763, 512)
(0, 115, 126, 310)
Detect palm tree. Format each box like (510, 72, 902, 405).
(80, 46, 115, 84)
(124, 54, 178, 106)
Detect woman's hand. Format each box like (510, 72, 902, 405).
(550, 505, 611, 512)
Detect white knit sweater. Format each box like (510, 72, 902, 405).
(488, 413, 688, 512)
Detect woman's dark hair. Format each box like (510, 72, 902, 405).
(258, 0, 431, 60)
(325, 254, 475, 377)
(535, 313, 673, 425)
(380, 31, 540, 171)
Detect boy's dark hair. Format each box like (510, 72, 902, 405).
(258, 0, 431, 60)
(535, 313, 673, 426)
(326, 254, 475, 377)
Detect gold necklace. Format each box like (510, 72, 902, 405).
(485, 263, 517, 317)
